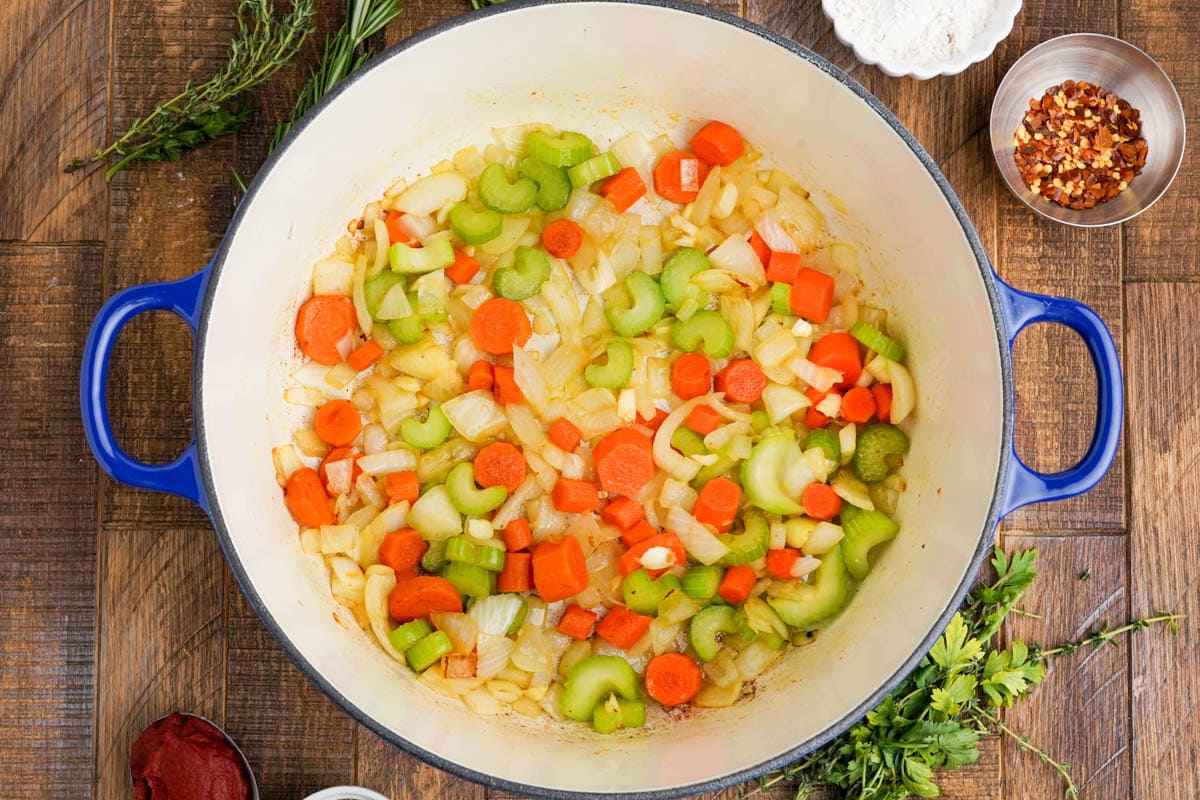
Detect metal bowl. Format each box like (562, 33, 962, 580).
(990, 33, 1186, 227)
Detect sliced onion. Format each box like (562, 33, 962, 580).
(325, 459, 353, 496)
(708, 234, 766, 288)
(363, 567, 405, 664)
(394, 171, 467, 215)
(887, 360, 916, 424)
(787, 355, 842, 393)
(666, 506, 730, 565)
(356, 472, 385, 508)
(475, 633, 516, 681)
(357, 449, 417, 476)
(512, 346, 548, 415)
(754, 208, 799, 253)
(831, 471, 874, 511)
(312, 257, 355, 296)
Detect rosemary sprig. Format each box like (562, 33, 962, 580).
(65, 0, 316, 180)
(269, 0, 403, 151)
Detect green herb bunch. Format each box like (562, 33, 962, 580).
(743, 548, 1180, 800)
(66, 0, 316, 180)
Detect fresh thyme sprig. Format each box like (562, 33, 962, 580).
(740, 547, 1182, 800)
(469, 0, 507, 8)
(269, 0, 403, 151)
(65, 0, 315, 180)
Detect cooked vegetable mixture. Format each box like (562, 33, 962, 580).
(273, 119, 916, 731)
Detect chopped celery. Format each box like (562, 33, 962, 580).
(660, 247, 712, 311)
(681, 565, 724, 602)
(805, 428, 841, 464)
(420, 538, 449, 573)
(620, 570, 681, 615)
(770, 282, 794, 316)
(757, 630, 788, 650)
(445, 462, 508, 516)
(441, 561, 495, 599)
(411, 272, 447, 319)
(389, 619, 432, 653)
(719, 513, 770, 565)
(400, 406, 451, 450)
(468, 593, 527, 635)
(671, 310, 734, 359)
(769, 546, 851, 630)
(445, 535, 506, 572)
(751, 410, 770, 434)
(584, 340, 635, 389)
(850, 320, 905, 362)
(478, 162, 538, 214)
(364, 271, 404, 320)
(387, 315, 424, 344)
(740, 433, 803, 515)
(606, 271, 666, 337)
(494, 245, 551, 301)
(449, 203, 503, 245)
(560, 655, 640, 721)
(408, 484, 463, 541)
(839, 504, 900, 580)
(390, 239, 455, 274)
(671, 427, 708, 457)
(405, 630, 453, 672)
(518, 157, 571, 212)
(568, 152, 621, 188)
(689, 605, 752, 662)
(592, 695, 646, 734)
(526, 130, 594, 168)
(852, 424, 910, 484)
(693, 453, 737, 488)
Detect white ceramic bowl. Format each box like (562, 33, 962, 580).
(81, 1, 1120, 797)
(822, 0, 1022, 79)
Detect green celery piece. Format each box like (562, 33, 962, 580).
(420, 538, 449, 573)
(740, 433, 803, 515)
(408, 485, 463, 541)
(719, 513, 770, 565)
(388, 619, 432, 653)
(568, 152, 621, 188)
(769, 546, 851, 630)
(445, 462, 507, 516)
(681, 565, 724, 602)
(850, 320, 905, 361)
(364, 270, 404, 320)
(519, 157, 571, 212)
(805, 428, 841, 464)
(751, 410, 770, 434)
(660, 247, 712, 311)
(693, 453, 737, 489)
(493, 245, 551, 301)
(606, 271, 666, 337)
(526, 130, 594, 167)
(671, 427, 708, 457)
(671, 310, 734, 358)
(852, 424, 910, 484)
(400, 406, 451, 450)
(840, 504, 900, 580)
(389, 238, 454, 273)
(387, 315, 424, 344)
(474, 541, 506, 572)
(770, 282, 793, 316)
(592, 695, 646, 734)
(478, 162, 538, 214)
(441, 560, 495, 599)
(405, 630, 453, 671)
(620, 569, 682, 616)
(449, 203, 503, 245)
(444, 535, 478, 565)
(689, 605, 748, 661)
(584, 339, 635, 389)
(560, 655, 640, 721)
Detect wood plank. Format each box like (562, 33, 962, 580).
(995, 0, 1125, 533)
(0, 0, 108, 241)
(1126, 282, 1200, 800)
(1002, 534, 1131, 800)
(0, 244, 102, 800)
(1121, 2, 1200, 280)
(357, 729, 485, 800)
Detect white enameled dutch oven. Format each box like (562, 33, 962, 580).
(81, 2, 1122, 797)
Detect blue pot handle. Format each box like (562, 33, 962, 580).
(993, 275, 1123, 517)
(80, 266, 212, 512)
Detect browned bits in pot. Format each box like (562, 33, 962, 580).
(1012, 79, 1148, 209)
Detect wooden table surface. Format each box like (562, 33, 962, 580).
(1, 0, 1197, 798)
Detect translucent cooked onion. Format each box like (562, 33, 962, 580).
(666, 506, 730, 565)
(708, 234, 766, 288)
(787, 355, 842, 393)
(832, 471, 874, 511)
(430, 612, 478, 655)
(441, 390, 508, 442)
(357, 449, 417, 476)
(312, 257, 355, 296)
(475, 633, 516, 681)
(753, 208, 799, 253)
(512, 347, 548, 415)
(395, 171, 467, 215)
(363, 567, 404, 663)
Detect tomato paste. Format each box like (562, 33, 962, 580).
(131, 713, 250, 800)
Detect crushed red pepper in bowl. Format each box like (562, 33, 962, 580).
(131, 713, 253, 800)
(1012, 79, 1148, 210)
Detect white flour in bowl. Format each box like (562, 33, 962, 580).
(832, 0, 996, 67)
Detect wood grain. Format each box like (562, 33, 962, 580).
(0, 0, 108, 241)
(0, 244, 102, 800)
(1126, 283, 1200, 800)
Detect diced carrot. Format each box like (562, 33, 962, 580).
(319, 446, 362, 487)
(636, 407, 669, 431)
(672, 352, 712, 400)
(557, 604, 598, 640)
(467, 359, 494, 391)
(802, 483, 842, 521)
(445, 248, 480, 284)
(502, 519, 534, 552)
(809, 332, 863, 388)
(492, 365, 524, 405)
(531, 536, 589, 602)
(542, 219, 584, 259)
(392, 568, 417, 585)
(295, 295, 356, 366)
(284, 467, 334, 528)
(766, 251, 802, 284)
(788, 268, 835, 324)
(653, 151, 709, 203)
(620, 520, 657, 549)
(601, 496, 645, 531)
(766, 548, 803, 580)
(872, 384, 893, 423)
(443, 653, 478, 678)
(384, 210, 417, 246)
(592, 427, 656, 498)
(644, 652, 703, 707)
(749, 230, 772, 268)
(595, 605, 653, 650)
(474, 442, 526, 491)
(469, 297, 532, 355)
(385, 470, 419, 505)
(690, 121, 745, 167)
(692, 477, 740, 533)
(717, 565, 756, 604)
(314, 399, 362, 447)
(714, 359, 767, 404)
(549, 417, 583, 452)
(840, 386, 877, 423)
(619, 532, 686, 577)
(496, 551, 534, 593)
(600, 167, 648, 213)
(805, 406, 830, 430)
(685, 404, 722, 436)
(347, 340, 384, 372)
(379, 528, 428, 573)
(551, 478, 600, 513)
(387, 576, 463, 623)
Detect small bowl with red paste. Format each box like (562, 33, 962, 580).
(131, 713, 257, 800)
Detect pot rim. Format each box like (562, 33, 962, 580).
(193, 1, 1011, 797)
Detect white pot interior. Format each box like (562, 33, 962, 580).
(198, 3, 1006, 795)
